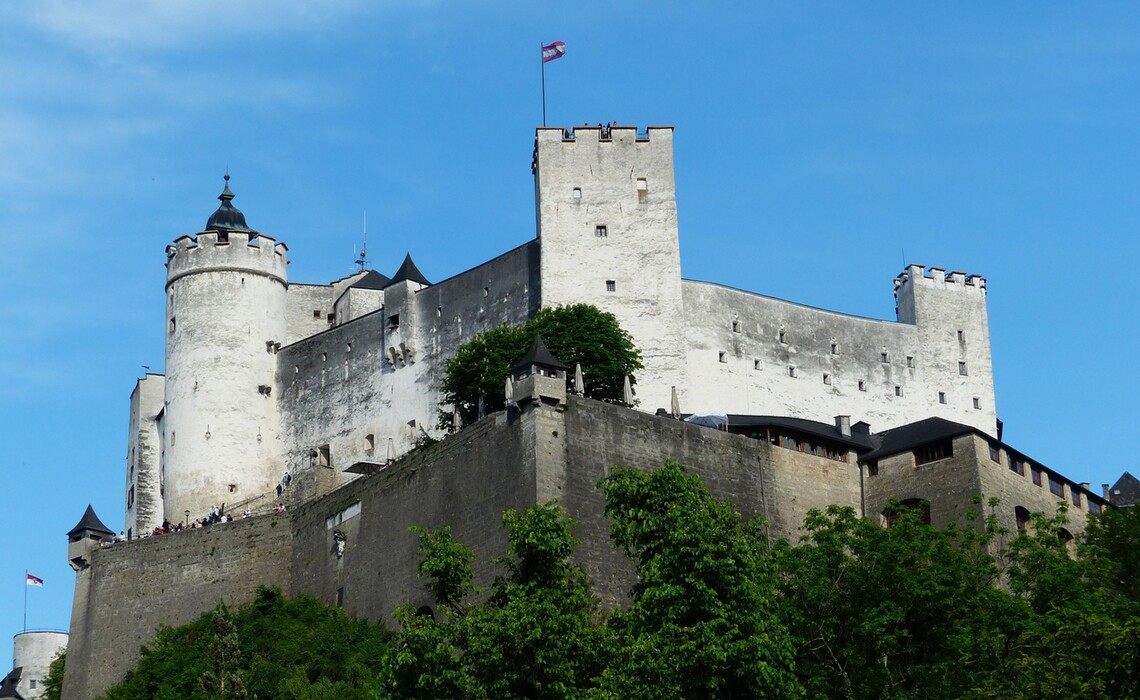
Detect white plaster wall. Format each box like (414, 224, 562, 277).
(535, 126, 686, 412)
(274, 243, 538, 499)
(286, 283, 335, 343)
(13, 631, 67, 699)
(163, 232, 288, 520)
(682, 270, 996, 435)
(124, 374, 164, 538)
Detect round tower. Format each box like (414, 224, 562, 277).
(162, 176, 288, 521)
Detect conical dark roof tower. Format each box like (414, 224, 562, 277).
(205, 174, 256, 234)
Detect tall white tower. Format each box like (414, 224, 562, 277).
(533, 125, 687, 412)
(162, 177, 288, 520)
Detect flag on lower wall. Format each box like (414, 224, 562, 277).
(26, 573, 43, 587)
(542, 41, 566, 63)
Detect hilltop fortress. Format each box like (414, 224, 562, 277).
(60, 125, 1113, 699)
(125, 125, 996, 537)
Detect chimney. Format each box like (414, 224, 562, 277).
(1102, 483, 1110, 499)
(835, 415, 851, 438)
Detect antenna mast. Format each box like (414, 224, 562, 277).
(355, 211, 368, 272)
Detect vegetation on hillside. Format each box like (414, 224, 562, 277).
(439, 304, 643, 427)
(95, 464, 1140, 699)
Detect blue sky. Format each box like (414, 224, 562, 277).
(2, 2, 1138, 648)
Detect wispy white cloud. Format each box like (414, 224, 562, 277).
(3, 0, 393, 54)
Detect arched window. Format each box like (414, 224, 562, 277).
(1015, 506, 1031, 533)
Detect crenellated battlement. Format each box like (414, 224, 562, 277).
(894, 264, 986, 296)
(533, 125, 674, 173)
(166, 230, 288, 288)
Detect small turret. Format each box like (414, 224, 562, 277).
(67, 505, 114, 571)
(510, 336, 568, 411)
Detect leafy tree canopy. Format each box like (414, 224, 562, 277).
(440, 304, 642, 426)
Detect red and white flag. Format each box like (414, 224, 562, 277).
(542, 41, 566, 63)
(26, 573, 43, 587)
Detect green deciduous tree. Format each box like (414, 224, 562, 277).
(440, 304, 642, 426)
(596, 461, 803, 700)
(40, 649, 65, 700)
(381, 504, 612, 699)
(774, 499, 1017, 700)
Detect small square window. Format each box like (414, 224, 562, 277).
(895, 385, 903, 397)
(788, 366, 798, 378)
(718, 351, 727, 363)
(973, 397, 981, 409)
(572, 187, 582, 200)
(595, 225, 608, 237)
(606, 280, 616, 292)
(906, 356, 915, 368)
(388, 314, 400, 329)
(959, 361, 968, 375)
(313, 309, 321, 318)
(867, 462, 879, 477)
(881, 351, 889, 364)
(822, 373, 831, 385)
(731, 320, 741, 333)
(858, 380, 867, 392)
(938, 391, 946, 404)
(753, 359, 762, 370)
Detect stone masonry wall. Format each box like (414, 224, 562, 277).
(61, 515, 292, 700)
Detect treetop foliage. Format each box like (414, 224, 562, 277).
(440, 304, 643, 426)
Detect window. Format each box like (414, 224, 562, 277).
(606, 280, 616, 292)
(753, 359, 762, 371)
(778, 329, 786, 344)
(1048, 475, 1064, 497)
(387, 314, 400, 330)
(957, 330, 966, 343)
(315, 444, 332, 468)
(1071, 489, 1081, 507)
(437, 306, 442, 318)
(595, 225, 608, 237)
(822, 373, 831, 385)
(731, 320, 740, 333)
(894, 385, 903, 397)
(959, 361, 968, 376)
(914, 439, 953, 465)
(171, 431, 176, 447)
(831, 340, 839, 355)
(788, 365, 798, 378)
(483, 286, 489, 297)
(973, 397, 981, 410)
(906, 356, 915, 368)
(1015, 506, 1031, 533)
(858, 380, 867, 392)
(365, 434, 375, 450)
(1089, 500, 1102, 515)
(1032, 466, 1043, 486)
(169, 317, 176, 333)
(636, 178, 648, 203)
(313, 309, 321, 318)
(866, 461, 879, 477)
(938, 391, 946, 404)
(572, 187, 582, 200)
(336, 587, 345, 607)
(1009, 457, 1025, 476)
(127, 485, 135, 509)
(989, 443, 1000, 463)
(719, 351, 727, 364)
(346, 342, 352, 353)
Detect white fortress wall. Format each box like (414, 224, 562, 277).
(275, 242, 538, 500)
(285, 283, 337, 343)
(534, 126, 687, 411)
(124, 374, 164, 538)
(683, 279, 919, 428)
(163, 231, 289, 520)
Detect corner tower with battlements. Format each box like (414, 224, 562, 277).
(161, 177, 289, 522)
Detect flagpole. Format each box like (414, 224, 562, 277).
(541, 42, 547, 127)
(24, 569, 28, 632)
